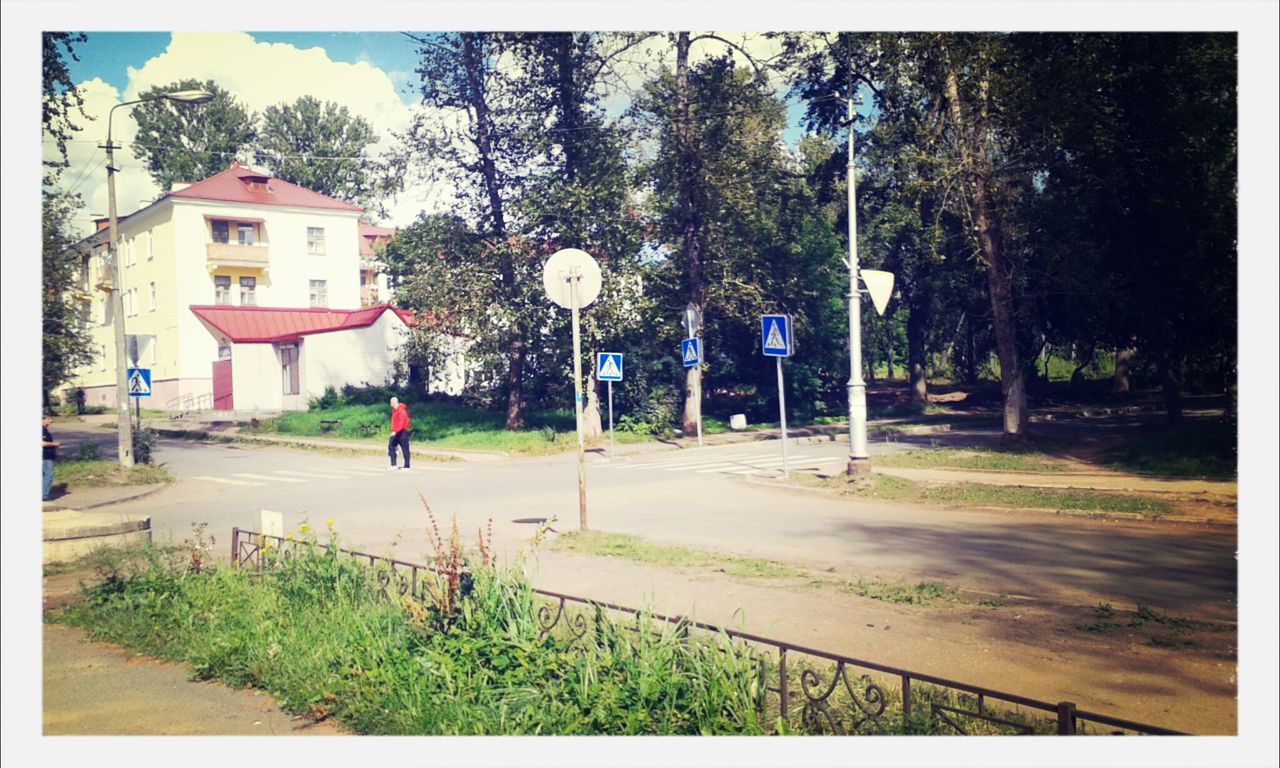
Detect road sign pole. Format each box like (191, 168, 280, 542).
(776, 356, 789, 478)
(136, 397, 141, 433)
(608, 381, 615, 460)
(569, 271, 588, 531)
(696, 373, 703, 449)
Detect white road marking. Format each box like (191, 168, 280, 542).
(694, 455, 812, 473)
(233, 473, 306, 483)
(190, 475, 263, 486)
(273, 470, 353, 480)
(617, 452, 778, 470)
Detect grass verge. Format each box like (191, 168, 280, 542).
(874, 448, 1070, 473)
(1098, 418, 1236, 480)
(810, 474, 1172, 518)
(53, 460, 171, 488)
(49, 537, 1048, 735)
(552, 530, 802, 579)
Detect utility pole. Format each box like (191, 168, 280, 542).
(844, 91, 871, 476)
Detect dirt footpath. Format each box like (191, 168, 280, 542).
(42, 622, 343, 736)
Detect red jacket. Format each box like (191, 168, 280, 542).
(391, 404, 410, 434)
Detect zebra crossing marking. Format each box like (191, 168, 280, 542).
(234, 472, 306, 483)
(273, 470, 353, 480)
(190, 475, 262, 486)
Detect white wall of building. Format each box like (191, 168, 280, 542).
(229, 343, 283, 412)
(301, 311, 409, 399)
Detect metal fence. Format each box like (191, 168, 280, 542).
(230, 527, 1185, 736)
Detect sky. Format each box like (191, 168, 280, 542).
(5, 4, 1280, 768)
(47, 30, 817, 238)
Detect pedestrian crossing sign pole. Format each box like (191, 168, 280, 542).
(679, 338, 704, 447)
(761, 315, 792, 477)
(597, 353, 624, 459)
(127, 367, 151, 433)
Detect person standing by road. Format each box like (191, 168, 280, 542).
(43, 414, 62, 501)
(388, 396, 411, 471)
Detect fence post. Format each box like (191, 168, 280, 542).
(778, 648, 789, 721)
(902, 675, 912, 726)
(231, 527, 240, 567)
(1057, 701, 1077, 735)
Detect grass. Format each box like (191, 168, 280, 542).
(875, 448, 1071, 473)
(554, 531, 961, 606)
(552, 530, 802, 580)
(1074, 602, 1229, 649)
(1098, 418, 1236, 480)
(50, 536, 1049, 735)
(814, 474, 1172, 517)
(53, 459, 171, 488)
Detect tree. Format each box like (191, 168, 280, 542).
(254, 95, 394, 211)
(42, 32, 94, 409)
(129, 79, 257, 190)
(403, 33, 542, 429)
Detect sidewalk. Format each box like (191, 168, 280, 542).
(43, 623, 342, 735)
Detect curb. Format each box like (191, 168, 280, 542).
(151, 426, 507, 462)
(42, 482, 170, 512)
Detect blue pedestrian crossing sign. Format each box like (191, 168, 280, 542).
(680, 338, 702, 367)
(127, 367, 152, 397)
(761, 315, 792, 357)
(597, 352, 624, 382)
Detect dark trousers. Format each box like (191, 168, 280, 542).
(388, 430, 410, 468)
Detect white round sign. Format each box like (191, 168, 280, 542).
(542, 248, 602, 309)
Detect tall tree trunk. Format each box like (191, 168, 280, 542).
(461, 34, 525, 429)
(907, 303, 929, 405)
(964, 315, 978, 383)
(1070, 345, 1095, 390)
(943, 50, 1026, 436)
(884, 316, 896, 380)
(1158, 353, 1183, 423)
(674, 32, 704, 435)
(1112, 348, 1135, 393)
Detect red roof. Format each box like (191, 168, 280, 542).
(359, 223, 397, 257)
(169, 162, 362, 213)
(190, 304, 410, 343)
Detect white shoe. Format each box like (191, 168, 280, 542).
(388, 465, 399, 471)
(400, 467, 412, 473)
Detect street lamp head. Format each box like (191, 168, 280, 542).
(163, 89, 214, 104)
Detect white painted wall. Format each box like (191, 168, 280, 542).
(301, 311, 409, 400)
(229, 343, 283, 412)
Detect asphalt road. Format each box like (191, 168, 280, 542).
(116, 433, 1238, 619)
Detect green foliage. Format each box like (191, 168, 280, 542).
(42, 32, 89, 174)
(254, 95, 396, 212)
(131, 427, 157, 465)
(875, 448, 1070, 473)
(42, 189, 95, 404)
(76, 440, 100, 461)
(129, 79, 257, 191)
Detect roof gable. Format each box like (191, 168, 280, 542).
(190, 304, 410, 343)
(169, 162, 362, 213)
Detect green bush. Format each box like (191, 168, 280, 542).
(131, 427, 157, 464)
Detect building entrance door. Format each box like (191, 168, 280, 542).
(212, 359, 234, 410)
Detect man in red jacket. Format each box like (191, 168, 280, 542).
(388, 396, 411, 471)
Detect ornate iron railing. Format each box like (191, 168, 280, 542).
(230, 527, 1185, 736)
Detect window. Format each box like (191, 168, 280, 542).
(124, 238, 134, 267)
(239, 276, 256, 306)
(307, 227, 325, 255)
(146, 230, 154, 261)
(280, 344, 300, 395)
(100, 344, 107, 371)
(149, 282, 157, 311)
(211, 220, 230, 243)
(214, 275, 231, 305)
(237, 223, 256, 246)
(125, 287, 137, 317)
(309, 279, 327, 308)
(150, 337, 157, 365)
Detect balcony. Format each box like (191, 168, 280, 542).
(206, 242, 269, 271)
(360, 286, 381, 307)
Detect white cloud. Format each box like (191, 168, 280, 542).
(50, 32, 441, 236)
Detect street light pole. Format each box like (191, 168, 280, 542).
(843, 91, 871, 476)
(101, 89, 213, 467)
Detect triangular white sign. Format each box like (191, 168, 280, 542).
(861, 269, 895, 316)
(764, 320, 787, 351)
(683, 342, 699, 363)
(600, 356, 621, 379)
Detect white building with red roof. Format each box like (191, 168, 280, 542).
(66, 162, 454, 413)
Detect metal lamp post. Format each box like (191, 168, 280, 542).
(102, 88, 213, 466)
(842, 90, 870, 476)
